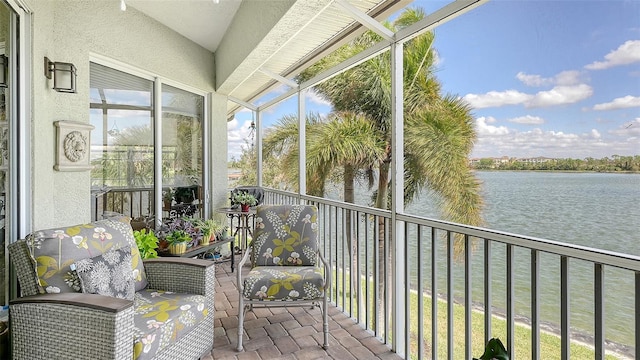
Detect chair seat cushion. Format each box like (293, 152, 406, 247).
(243, 266, 325, 300)
(132, 289, 209, 360)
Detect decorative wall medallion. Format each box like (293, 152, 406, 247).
(63, 130, 88, 162)
(54, 121, 94, 171)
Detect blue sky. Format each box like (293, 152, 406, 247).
(228, 0, 640, 161)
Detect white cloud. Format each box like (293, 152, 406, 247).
(508, 115, 545, 125)
(472, 117, 638, 159)
(305, 90, 332, 107)
(516, 70, 582, 87)
(585, 39, 640, 70)
(554, 71, 583, 86)
(227, 117, 255, 161)
(464, 84, 592, 109)
(593, 95, 640, 110)
(475, 116, 509, 136)
(609, 118, 640, 136)
(516, 72, 551, 87)
(525, 84, 593, 108)
(463, 90, 532, 109)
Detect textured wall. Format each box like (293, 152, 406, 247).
(24, 0, 225, 230)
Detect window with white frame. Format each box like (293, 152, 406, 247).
(89, 63, 204, 223)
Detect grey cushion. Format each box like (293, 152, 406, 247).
(242, 266, 325, 300)
(73, 247, 135, 301)
(251, 205, 318, 267)
(25, 217, 148, 293)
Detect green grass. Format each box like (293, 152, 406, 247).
(330, 269, 622, 360)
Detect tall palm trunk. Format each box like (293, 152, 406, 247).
(374, 150, 391, 333)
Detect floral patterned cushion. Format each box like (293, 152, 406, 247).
(242, 266, 325, 300)
(132, 289, 209, 360)
(251, 205, 318, 267)
(25, 217, 148, 294)
(72, 247, 135, 301)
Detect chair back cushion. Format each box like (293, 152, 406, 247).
(252, 204, 318, 267)
(24, 217, 148, 294)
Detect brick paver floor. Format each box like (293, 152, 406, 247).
(202, 261, 403, 360)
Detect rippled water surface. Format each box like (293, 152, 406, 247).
(335, 171, 640, 348)
(411, 171, 640, 348)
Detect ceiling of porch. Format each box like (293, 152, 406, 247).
(126, 0, 410, 113)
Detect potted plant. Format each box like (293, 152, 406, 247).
(165, 229, 191, 255)
(232, 192, 258, 212)
(163, 187, 174, 209)
(133, 228, 159, 259)
(196, 218, 229, 245)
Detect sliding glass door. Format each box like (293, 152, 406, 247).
(89, 63, 204, 225)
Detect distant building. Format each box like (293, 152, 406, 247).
(517, 156, 555, 164)
(469, 156, 557, 168)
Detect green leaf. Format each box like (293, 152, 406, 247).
(267, 284, 281, 297)
(43, 269, 58, 279)
(272, 247, 284, 257)
(36, 255, 57, 268)
(66, 227, 81, 236)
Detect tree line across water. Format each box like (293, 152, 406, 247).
(471, 155, 640, 172)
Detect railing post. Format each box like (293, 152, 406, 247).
(431, 227, 438, 360)
(447, 231, 453, 360)
(153, 79, 163, 229)
(390, 39, 405, 355)
(256, 109, 262, 188)
(561, 256, 570, 360)
(507, 245, 514, 359)
(637, 272, 640, 360)
(297, 89, 306, 200)
(464, 234, 472, 360)
(594, 263, 604, 360)
(532, 249, 540, 360)
(484, 239, 492, 345)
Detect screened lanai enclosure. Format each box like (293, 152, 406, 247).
(1, 0, 636, 359)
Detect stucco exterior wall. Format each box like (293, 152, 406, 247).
(24, 0, 226, 230)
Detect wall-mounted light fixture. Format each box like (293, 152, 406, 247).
(44, 57, 77, 93)
(0, 55, 7, 88)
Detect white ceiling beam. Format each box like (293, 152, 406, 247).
(259, 68, 299, 89)
(253, 0, 490, 113)
(228, 96, 257, 111)
(334, 0, 394, 42)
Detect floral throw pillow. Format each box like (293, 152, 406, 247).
(72, 247, 135, 301)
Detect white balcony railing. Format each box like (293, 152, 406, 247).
(263, 187, 639, 360)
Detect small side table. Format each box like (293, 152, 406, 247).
(215, 207, 256, 255)
(158, 237, 236, 272)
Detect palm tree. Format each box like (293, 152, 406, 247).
(262, 6, 483, 336)
(298, 7, 483, 226)
(264, 111, 385, 309)
(297, 7, 483, 332)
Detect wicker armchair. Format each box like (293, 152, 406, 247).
(8, 218, 215, 360)
(236, 204, 331, 351)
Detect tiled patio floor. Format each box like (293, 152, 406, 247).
(202, 261, 403, 360)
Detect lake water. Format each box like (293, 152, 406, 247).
(466, 171, 638, 350)
(333, 171, 640, 350)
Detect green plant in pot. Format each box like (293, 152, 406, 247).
(165, 229, 191, 255)
(232, 192, 257, 212)
(133, 228, 159, 259)
(162, 187, 174, 209)
(195, 218, 228, 245)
